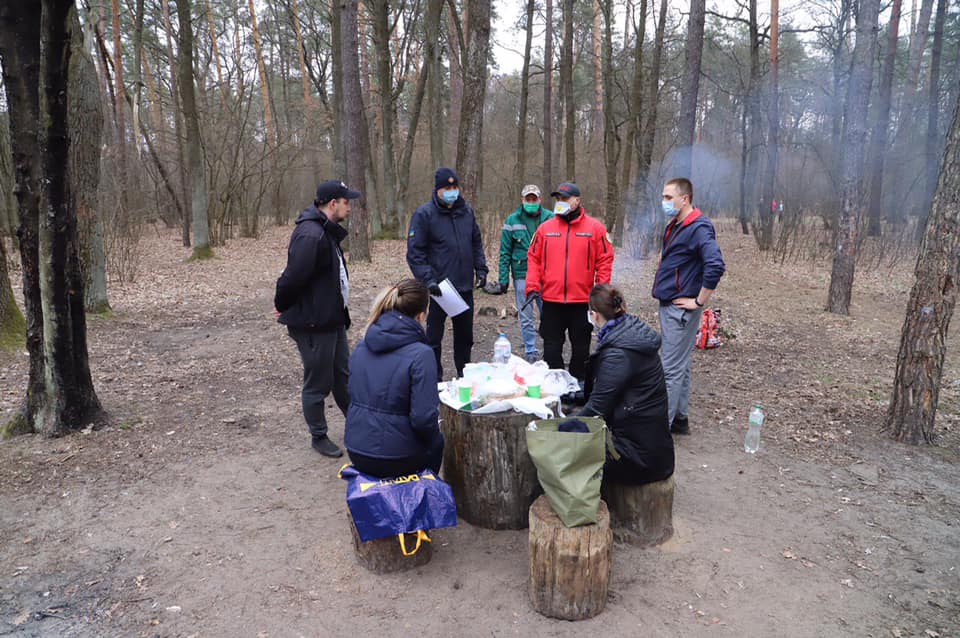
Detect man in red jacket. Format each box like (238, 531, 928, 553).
(526, 182, 614, 381)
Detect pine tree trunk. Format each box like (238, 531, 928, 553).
(110, 0, 129, 215)
(177, 0, 212, 259)
(0, 238, 25, 352)
(865, 0, 902, 237)
(756, 0, 778, 251)
(340, 0, 371, 261)
(923, 0, 948, 212)
(0, 115, 16, 237)
(826, 0, 880, 314)
(542, 0, 554, 192)
(330, 0, 347, 178)
(455, 0, 491, 207)
(618, 0, 645, 245)
(248, 0, 277, 146)
(675, 0, 706, 179)
(591, 0, 603, 144)
(447, 3, 464, 163)
(370, 0, 399, 236)
(161, 0, 191, 246)
(68, 9, 109, 313)
(427, 0, 444, 168)
(561, 0, 575, 180)
(886, 99, 960, 444)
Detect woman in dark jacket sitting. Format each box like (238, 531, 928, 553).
(344, 279, 444, 477)
(578, 284, 674, 485)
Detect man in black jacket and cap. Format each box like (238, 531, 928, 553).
(275, 180, 360, 458)
(406, 167, 488, 378)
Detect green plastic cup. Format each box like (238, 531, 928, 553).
(458, 381, 472, 403)
(527, 384, 541, 399)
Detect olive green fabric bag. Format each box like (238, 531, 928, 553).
(525, 416, 606, 527)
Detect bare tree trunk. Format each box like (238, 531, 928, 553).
(111, 0, 129, 214)
(204, 0, 228, 104)
(896, 0, 935, 138)
(0, 0, 46, 435)
(591, 0, 603, 143)
(561, 0, 575, 180)
(331, 0, 347, 178)
(398, 0, 442, 230)
(542, 0, 554, 192)
(514, 0, 536, 193)
(370, 0, 398, 236)
(923, 0, 948, 215)
(161, 0, 191, 246)
(427, 0, 445, 168)
(826, 0, 880, 314)
(177, 0, 212, 259)
(865, 0, 903, 236)
(340, 0, 371, 261)
(248, 0, 278, 146)
(131, 0, 145, 160)
(455, 0, 491, 207)
(447, 0, 465, 163)
(675, 0, 705, 178)
(69, 8, 109, 313)
(755, 0, 778, 251)
(617, 0, 646, 244)
(600, 0, 619, 233)
(886, 98, 960, 444)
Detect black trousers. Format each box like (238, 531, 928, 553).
(288, 326, 350, 439)
(348, 433, 445, 478)
(426, 289, 474, 379)
(539, 301, 592, 381)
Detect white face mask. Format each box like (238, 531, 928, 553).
(554, 201, 571, 217)
(587, 310, 598, 328)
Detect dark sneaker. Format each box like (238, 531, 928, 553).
(311, 436, 344, 458)
(671, 416, 690, 435)
(525, 352, 540, 364)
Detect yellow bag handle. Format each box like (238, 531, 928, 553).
(398, 530, 432, 556)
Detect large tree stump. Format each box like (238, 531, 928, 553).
(528, 496, 612, 620)
(347, 512, 433, 574)
(440, 403, 542, 529)
(601, 475, 675, 546)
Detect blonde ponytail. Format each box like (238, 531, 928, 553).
(365, 278, 431, 332)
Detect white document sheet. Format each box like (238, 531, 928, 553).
(431, 278, 469, 317)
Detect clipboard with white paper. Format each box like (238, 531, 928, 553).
(431, 278, 469, 317)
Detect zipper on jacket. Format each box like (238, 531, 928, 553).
(563, 220, 571, 303)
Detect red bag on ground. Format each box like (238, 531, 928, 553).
(695, 308, 722, 350)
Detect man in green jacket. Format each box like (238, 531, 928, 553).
(497, 184, 553, 362)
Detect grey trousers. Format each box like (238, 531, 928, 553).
(288, 326, 350, 438)
(658, 303, 703, 425)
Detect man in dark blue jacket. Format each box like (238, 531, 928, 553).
(406, 167, 488, 378)
(275, 180, 360, 457)
(652, 178, 725, 435)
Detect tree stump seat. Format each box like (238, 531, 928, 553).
(527, 495, 612, 620)
(439, 403, 544, 529)
(601, 474, 675, 546)
(347, 513, 433, 574)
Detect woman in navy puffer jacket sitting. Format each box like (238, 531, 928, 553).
(345, 278, 444, 477)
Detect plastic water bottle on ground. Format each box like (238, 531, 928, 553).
(744, 404, 764, 454)
(493, 333, 511, 364)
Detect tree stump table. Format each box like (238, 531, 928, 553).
(601, 475, 675, 546)
(347, 513, 433, 574)
(439, 403, 543, 529)
(527, 495, 612, 620)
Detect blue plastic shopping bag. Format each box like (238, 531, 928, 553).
(339, 465, 458, 550)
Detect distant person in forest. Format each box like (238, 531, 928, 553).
(578, 285, 674, 485)
(344, 279, 443, 478)
(274, 180, 360, 458)
(495, 184, 553, 362)
(525, 182, 614, 386)
(406, 167, 488, 379)
(652, 177, 725, 435)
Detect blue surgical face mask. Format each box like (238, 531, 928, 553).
(661, 199, 677, 218)
(441, 189, 460, 204)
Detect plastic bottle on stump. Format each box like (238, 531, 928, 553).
(493, 333, 511, 364)
(744, 404, 764, 454)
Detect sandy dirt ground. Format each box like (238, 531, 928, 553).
(0, 221, 958, 637)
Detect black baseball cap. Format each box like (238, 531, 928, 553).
(315, 179, 361, 204)
(550, 182, 581, 198)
